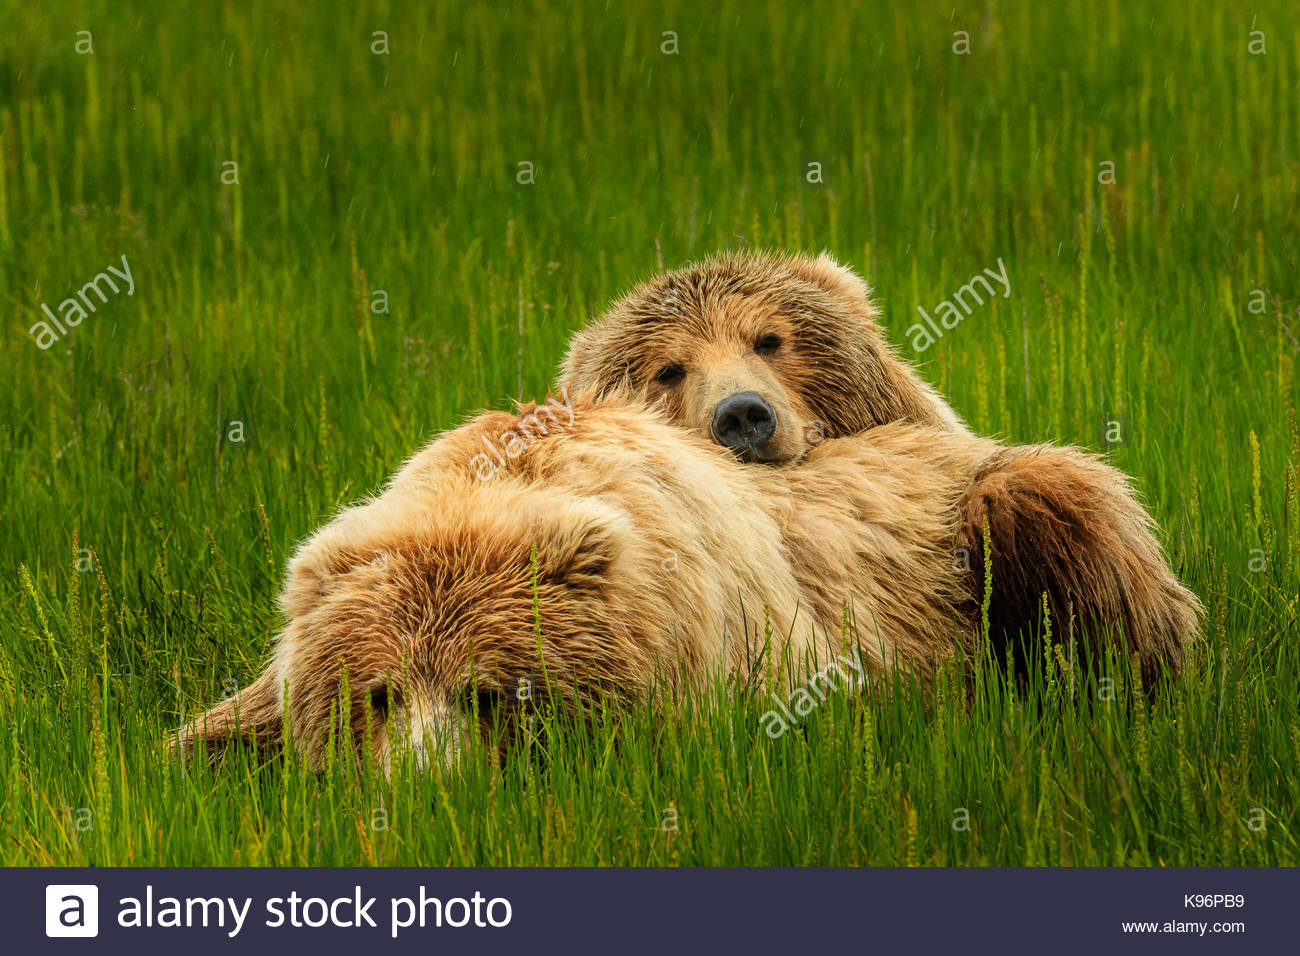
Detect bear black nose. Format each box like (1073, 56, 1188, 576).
(711, 392, 776, 459)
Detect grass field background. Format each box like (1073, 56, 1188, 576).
(1, 0, 1297, 865)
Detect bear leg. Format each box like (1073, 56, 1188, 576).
(954, 444, 1202, 688)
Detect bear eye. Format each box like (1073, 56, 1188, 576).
(755, 334, 782, 356)
(460, 686, 504, 724)
(368, 685, 399, 720)
(655, 364, 686, 386)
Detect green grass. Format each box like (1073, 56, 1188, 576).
(1, 0, 1297, 865)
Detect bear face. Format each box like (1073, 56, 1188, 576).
(265, 496, 637, 770)
(561, 250, 969, 465)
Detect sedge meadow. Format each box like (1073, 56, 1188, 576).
(0, 0, 1297, 866)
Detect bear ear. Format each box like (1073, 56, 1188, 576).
(788, 252, 881, 322)
(557, 327, 622, 398)
(530, 499, 629, 589)
(172, 667, 284, 763)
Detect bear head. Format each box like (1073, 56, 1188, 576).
(561, 250, 968, 464)
(174, 476, 645, 772)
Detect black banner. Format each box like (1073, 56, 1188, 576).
(14, 867, 1296, 953)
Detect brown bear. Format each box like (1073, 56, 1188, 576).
(177, 397, 1197, 771)
(560, 251, 1202, 681)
